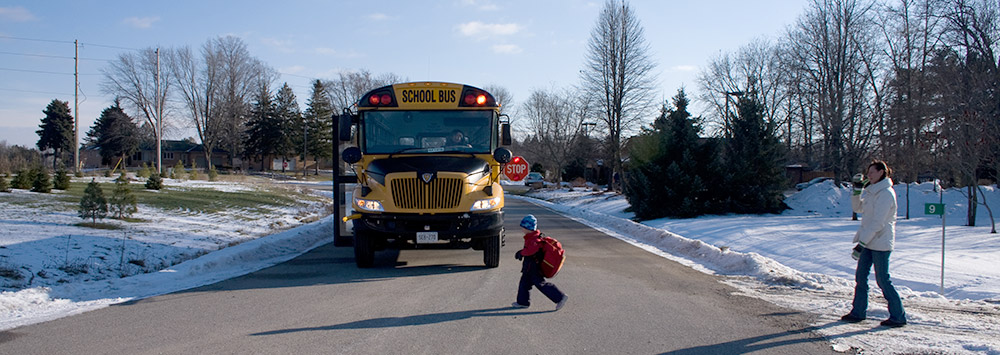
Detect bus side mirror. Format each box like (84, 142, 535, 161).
(493, 147, 512, 164)
(501, 123, 512, 146)
(342, 146, 362, 164)
(339, 113, 355, 142)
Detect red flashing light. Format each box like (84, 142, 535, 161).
(476, 94, 486, 105)
(464, 94, 476, 106)
(368, 95, 380, 105)
(380, 94, 392, 105)
(511, 156, 522, 164)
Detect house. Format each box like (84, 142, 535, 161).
(80, 140, 232, 171)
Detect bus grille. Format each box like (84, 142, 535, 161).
(390, 178, 463, 209)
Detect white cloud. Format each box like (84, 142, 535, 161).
(460, 0, 499, 11)
(367, 13, 392, 21)
(671, 65, 698, 72)
(456, 21, 521, 38)
(261, 37, 295, 53)
(0, 7, 36, 22)
(122, 16, 160, 29)
(492, 44, 522, 54)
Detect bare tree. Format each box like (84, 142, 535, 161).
(323, 70, 406, 112)
(581, 0, 658, 191)
(482, 84, 514, 115)
(169, 36, 276, 171)
(101, 48, 170, 173)
(520, 87, 593, 185)
(783, 0, 883, 180)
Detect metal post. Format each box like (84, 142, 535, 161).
(73, 40, 80, 173)
(941, 210, 946, 295)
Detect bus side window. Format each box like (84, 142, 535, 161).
(399, 137, 415, 146)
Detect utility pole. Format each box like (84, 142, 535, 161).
(74, 40, 79, 174)
(155, 48, 162, 174)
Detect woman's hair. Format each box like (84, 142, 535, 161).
(868, 160, 892, 182)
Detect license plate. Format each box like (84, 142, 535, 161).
(416, 231, 439, 244)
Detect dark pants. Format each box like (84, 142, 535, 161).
(516, 259, 564, 306)
(849, 247, 906, 322)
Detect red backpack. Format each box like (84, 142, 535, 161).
(538, 233, 566, 278)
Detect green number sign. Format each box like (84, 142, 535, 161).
(925, 203, 945, 216)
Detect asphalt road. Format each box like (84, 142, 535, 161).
(0, 198, 836, 354)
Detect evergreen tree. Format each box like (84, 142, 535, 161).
(79, 178, 108, 222)
(54, 169, 71, 190)
(303, 79, 334, 175)
(721, 90, 787, 214)
(85, 100, 140, 167)
(0, 174, 10, 193)
(109, 172, 137, 219)
(244, 86, 278, 170)
(136, 162, 150, 178)
(624, 89, 722, 219)
(145, 172, 163, 190)
(207, 166, 218, 181)
(274, 83, 300, 172)
(31, 168, 52, 193)
(36, 99, 75, 171)
(188, 159, 198, 180)
(171, 160, 184, 180)
(12, 168, 36, 190)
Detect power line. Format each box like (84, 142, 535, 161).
(0, 34, 74, 44)
(79, 42, 140, 51)
(0, 51, 109, 62)
(0, 67, 73, 75)
(0, 88, 73, 96)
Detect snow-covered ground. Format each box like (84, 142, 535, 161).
(2, 177, 998, 354)
(521, 180, 1000, 354)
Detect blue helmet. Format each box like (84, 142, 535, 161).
(520, 215, 537, 231)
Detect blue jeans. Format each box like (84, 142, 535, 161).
(849, 247, 906, 322)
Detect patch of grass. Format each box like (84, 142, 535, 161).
(119, 217, 147, 223)
(0, 264, 24, 280)
(51, 181, 321, 215)
(75, 222, 122, 230)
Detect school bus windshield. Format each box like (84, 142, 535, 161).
(362, 110, 494, 154)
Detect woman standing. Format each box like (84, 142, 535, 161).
(841, 160, 907, 327)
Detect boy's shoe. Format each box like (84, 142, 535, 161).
(555, 295, 568, 311)
(880, 319, 906, 328)
(511, 302, 529, 309)
(840, 314, 865, 323)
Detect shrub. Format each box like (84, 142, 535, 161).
(208, 166, 218, 181)
(188, 160, 198, 180)
(31, 169, 52, 193)
(145, 173, 163, 190)
(12, 168, 35, 190)
(103, 169, 112, 177)
(109, 172, 137, 219)
(171, 160, 184, 180)
(54, 169, 71, 190)
(136, 163, 150, 178)
(79, 178, 108, 222)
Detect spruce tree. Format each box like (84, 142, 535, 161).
(188, 160, 198, 180)
(31, 168, 52, 193)
(12, 169, 34, 190)
(171, 160, 184, 180)
(85, 100, 139, 167)
(721, 90, 787, 214)
(36, 99, 75, 171)
(0, 174, 10, 192)
(304, 79, 334, 175)
(54, 169, 71, 190)
(274, 83, 300, 172)
(109, 172, 137, 219)
(145, 172, 163, 190)
(79, 179, 108, 222)
(244, 86, 277, 171)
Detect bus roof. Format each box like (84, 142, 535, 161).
(357, 82, 499, 111)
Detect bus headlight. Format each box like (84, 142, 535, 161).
(470, 196, 501, 211)
(355, 198, 384, 212)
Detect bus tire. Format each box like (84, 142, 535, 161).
(354, 231, 374, 268)
(484, 233, 500, 268)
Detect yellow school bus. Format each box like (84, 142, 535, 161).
(336, 82, 513, 268)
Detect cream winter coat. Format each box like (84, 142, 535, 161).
(851, 177, 897, 251)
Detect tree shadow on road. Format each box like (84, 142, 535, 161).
(658, 320, 887, 354)
(249, 306, 550, 336)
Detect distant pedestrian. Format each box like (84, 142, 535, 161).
(841, 160, 907, 328)
(512, 215, 567, 311)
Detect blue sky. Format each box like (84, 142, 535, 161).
(0, 0, 806, 148)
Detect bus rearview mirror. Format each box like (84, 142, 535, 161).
(501, 123, 512, 146)
(338, 113, 354, 141)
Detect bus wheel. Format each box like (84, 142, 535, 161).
(484, 233, 500, 268)
(354, 231, 375, 268)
